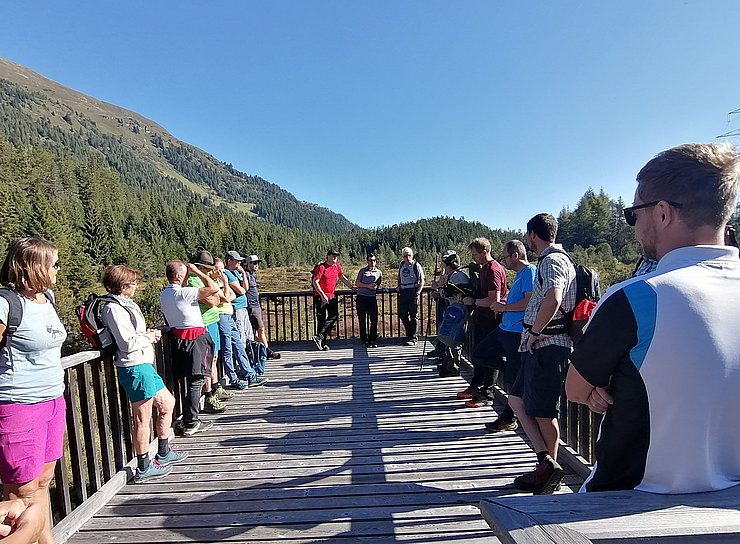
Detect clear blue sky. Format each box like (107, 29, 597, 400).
(2, 1, 739, 230)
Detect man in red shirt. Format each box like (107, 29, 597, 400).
(312, 249, 354, 350)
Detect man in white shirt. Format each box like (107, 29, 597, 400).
(160, 261, 219, 436)
(566, 143, 740, 494)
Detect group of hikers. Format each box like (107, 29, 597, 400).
(1, 142, 740, 542)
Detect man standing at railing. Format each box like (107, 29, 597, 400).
(160, 261, 219, 436)
(224, 250, 255, 345)
(354, 253, 383, 348)
(508, 214, 576, 495)
(397, 247, 425, 346)
(312, 249, 354, 351)
(244, 255, 281, 360)
(566, 143, 740, 494)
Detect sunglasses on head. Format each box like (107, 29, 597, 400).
(623, 200, 683, 227)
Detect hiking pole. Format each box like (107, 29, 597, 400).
(420, 254, 439, 370)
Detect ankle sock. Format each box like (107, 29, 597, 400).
(137, 452, 150, 471)
(157, 437, 170, 457)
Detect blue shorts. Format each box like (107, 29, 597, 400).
(206, 321, 221, 352)
(117, 364, 166, 403)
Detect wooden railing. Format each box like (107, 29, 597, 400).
(261, 287, 440, 342)
(48, 288, 600, 536)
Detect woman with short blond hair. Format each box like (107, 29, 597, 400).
(0, 237, 66, 544)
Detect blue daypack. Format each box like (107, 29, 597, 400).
(437, 302, 468, 347)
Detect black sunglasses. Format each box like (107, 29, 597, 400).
(623, 200, 683, 227)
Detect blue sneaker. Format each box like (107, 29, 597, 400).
(155, 448, 189, 466)
(226, 380, 249, 391)
(134, 460, 172, 483)
(248, 376, 269, 387)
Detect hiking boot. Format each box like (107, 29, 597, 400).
(465, 394, 494, 408)
(456, 386, 478, 400)
(485, 418, 519, 433)
(182, 420, 213, 436)
(312, 335, 324, 351)
(134, 460, 172, 483)
(226, 380, 249, 391)
(267, 349, 281, 359)
(513, 457, 565, 494)
(203, 394, 226, 413)
(155, 448, 189, 466)
(213, 384, 233, 401)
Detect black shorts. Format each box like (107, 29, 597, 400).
(248, 306, 264, 330)
(509, 344, 569, 419)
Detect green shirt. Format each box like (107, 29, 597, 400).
(186, 275, 220, 326)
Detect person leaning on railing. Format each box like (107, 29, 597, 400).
(0, 238, 66, 544)
(100, 265, 189, 483)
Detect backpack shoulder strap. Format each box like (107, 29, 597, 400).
(0, 288, 23, 349)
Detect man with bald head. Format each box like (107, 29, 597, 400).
(566, 143, 740, 494)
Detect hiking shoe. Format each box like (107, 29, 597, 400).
(321, 344, 330, 351)
(456, 386, 478, 400)
(369, 342, 378, 348)
(465, 395, 494, 408)
(426, 350, 442, 359)
(513, 457, 565, 494)
(134, 460, 172, 483)
(203, 395, 226, 413)
(155, 448, 189, 466)
(226, 380, 249, 391)
(312, 335, 324, 351)
(213, 384, 233, 401)
(485, 418, 519, 433)
(267, 349, 281, 359)
(405, 338, 418, 346)
(248, 376, 269, 387)
(182, 420, 213, 436)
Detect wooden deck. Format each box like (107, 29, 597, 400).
(66, 340, 582, 543)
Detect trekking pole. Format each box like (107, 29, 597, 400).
(420, 255, 439, 370)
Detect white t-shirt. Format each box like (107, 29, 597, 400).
(159, 284, 204, 328)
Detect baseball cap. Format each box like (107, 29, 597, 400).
(192, 249, 216, 269)
(442, 251, 459, 267)
(245, 254, 262, 264)
(225, 250, 244, 261)
(326, 248, 340, 256)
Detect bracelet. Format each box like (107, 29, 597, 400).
(529, 330, 542, 337)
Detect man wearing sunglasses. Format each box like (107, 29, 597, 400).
(566, 143, 740, 494)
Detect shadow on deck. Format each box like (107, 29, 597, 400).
(65, 340, 583, 543)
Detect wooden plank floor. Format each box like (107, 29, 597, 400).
(67, 340, 583, 543)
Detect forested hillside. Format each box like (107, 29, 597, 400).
(0, 58, 356, 234)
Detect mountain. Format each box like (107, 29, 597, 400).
(0, 57, 356, 234)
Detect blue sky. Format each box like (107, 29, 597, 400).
(2, 1, 739, 230)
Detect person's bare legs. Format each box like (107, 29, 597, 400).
(131, 397, 155, 454)
(536, 417, 560, 460)
(256, 327, 269, 349)
(151, 388, 175, 439)
(508, 395, 548, 453)
(3, 461, 56, 544)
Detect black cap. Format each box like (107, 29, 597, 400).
(327, 248, 340, 256)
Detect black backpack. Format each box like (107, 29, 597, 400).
(76, 293, 137, 354)
(0, 288, 56, 350)
(537, 249, 601, 343)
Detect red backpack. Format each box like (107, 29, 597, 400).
(76, 294, 136, 354)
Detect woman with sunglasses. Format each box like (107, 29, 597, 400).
(0, 238, 66, 544)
